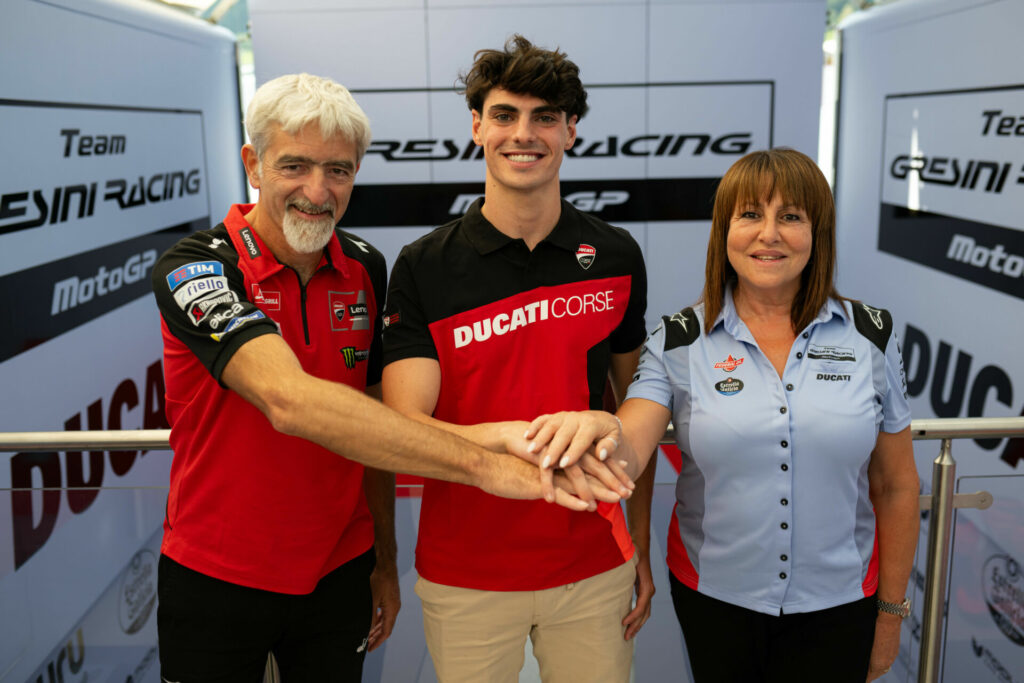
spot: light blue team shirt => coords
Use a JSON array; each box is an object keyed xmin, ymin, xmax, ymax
[{"xmin": 627, "ymin": 289, "xmax": 912, "ymax": 615}]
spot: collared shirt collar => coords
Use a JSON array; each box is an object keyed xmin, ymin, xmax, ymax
[
  {"xmin": 224, "ymin": 203, "xmax": 348, "ymax": 282},
  {"xmin": 461, "ymin": 198, "xmax": 582, "ymax": 255},
  {"xmin": 712, "ymin": 285, "xmax": 847, "ymax": 339}
]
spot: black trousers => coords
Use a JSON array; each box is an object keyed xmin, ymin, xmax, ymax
[
  {"xmin": 158, "ymin": 549, "xmax": 374, "ymax": 682},
  {"xmin": 670, "ymin": 574, "xmax": 876, "ymax": 683}
]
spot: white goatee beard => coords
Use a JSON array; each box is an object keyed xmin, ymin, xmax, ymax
[{"xmin": 282, "ymin": 203, "xmax": 337, "ymax": 254}]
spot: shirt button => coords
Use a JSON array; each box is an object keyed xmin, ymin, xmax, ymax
[
  {"xmin": 781, "ymin": 554, "xmax": 788, "ymax": 561},
  {"xmin": 786, "ymin": 384, "xmax": 794, "ymax": 391},
  {"xmin": 796, "ymin": 352, "xmax": 803, "ymax": 359},
  {"xmin": 780, "ymin": 406, "xmax": 787, "ymax": 414},
  {"xmin": 781, "ymin": 498, "xmax": 789, "ymax": 506},
  {"xmin": 781, "ymin": 440, "xmax": 788, "ymax": 448},
  {"xmin": 781, "ymin": 522, "xmax": 789, "ymax": 530},
  {"xmin": 779, "ymin": 572, "xmax": 788, "ymax": 580},
  {"xmin": 781, "ymin": 463, "xmax": 789, "ymax": 471},
  {"xmin": 802, "ymin": 332, "xmax": 809, "ymax": 338}
]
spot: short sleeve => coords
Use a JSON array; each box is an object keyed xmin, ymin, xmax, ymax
[
  {"xmin": 608, "ymin": 231, "xmax": 648, "ymax": 354},
  {"xmin": 882, "ymin": 327, "xmax": 912, "ymax": 433},
  {"xmin": 152, "ymin": 234, "xmax": 278, "ymax": 383},
  {"xmin": 624, "ymin": 321, "xmax": 675, "ymax": 412},
  {"xmin": 346, "ymin": 232, "xmax": 388, "ymax": 387},
  {"xmin": 381, "ymin": 245, "xmax": 438, "ymax": 365}
]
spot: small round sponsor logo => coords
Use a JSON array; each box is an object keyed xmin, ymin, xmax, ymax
[
  {"xmin": 982, "ymin": 554, "xmax": 1024, "ymax": 646},
  {"xmin": 715, "ymin": 377, "xmax": 744, "ymax": 396},
  {"xmin": 119, "ymin": 549, "xmax": 157, "ymax": 634}
]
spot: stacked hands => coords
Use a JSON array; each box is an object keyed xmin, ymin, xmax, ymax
[{"xmin": 509, "ymin": 410, "xmax": 636, "ymax": 511}]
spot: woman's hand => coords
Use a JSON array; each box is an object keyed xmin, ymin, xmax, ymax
[{"xmin": 524, "ymin": 411, "xmax": 634, "ymax": 503}]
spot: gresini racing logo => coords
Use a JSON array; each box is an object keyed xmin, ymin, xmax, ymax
[
  {"xmin": 367, "ymin": 132, "xmax": 753, "ymax": 162},
  {"xmin": 454, "ymin": 289, "xmax": 617, "ymax": 348}
]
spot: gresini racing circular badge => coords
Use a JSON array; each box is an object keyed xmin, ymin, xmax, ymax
[
  {"xmin": 576, "ymin": 243, "xmax": 596, "ymax": 270},
  {"xmin": 119, "ymin": 549, "xmax": 157, "ymax": 634},
  {"xmin": 982, "ymin": 554, "xmax": 1024, "ymax": 646},
  {"xmin": 715, "ymin": 377, "xmax": 744, "ymax": 396}
]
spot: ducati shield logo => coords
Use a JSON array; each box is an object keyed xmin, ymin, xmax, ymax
[{"xmin": 576, "ymin": 243, "xmax": 596, "ymax": 270}]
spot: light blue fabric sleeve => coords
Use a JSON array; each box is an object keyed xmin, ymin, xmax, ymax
[
  {"xmin": 625, "ymin": 321, "xmax": 675, "ymax": 411},
  {"xmin": 882, "ymin": 326, "xmax": 913, "ymax": 433}
]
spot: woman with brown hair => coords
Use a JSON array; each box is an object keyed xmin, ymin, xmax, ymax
[{"xmin": 526, "ymin": 148, "xmax": 920, "ymax": 682}]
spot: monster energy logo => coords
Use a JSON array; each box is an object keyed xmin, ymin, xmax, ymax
[{"xmin": 340, "ymin": 346, "xmax": 369, "ymax": 369}]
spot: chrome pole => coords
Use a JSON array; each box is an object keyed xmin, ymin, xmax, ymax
[
  {"xmin": 0, "ymin": 430, "xmax": 170, "ymax": 451},
  {"xmin": 917, "ymin": 438, "xmax": 957, "ymax": 683}
]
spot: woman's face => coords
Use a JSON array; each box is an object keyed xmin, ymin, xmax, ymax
[{"xmin": 726, "ymin": 192, "xmax": 812, "ymax": 303}]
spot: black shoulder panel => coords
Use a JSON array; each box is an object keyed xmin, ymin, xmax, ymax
[
  {"xmin": 851, "ymin": 302, "xmax": 892, "ymax": 353},
  {"xmin": 662, "ymin": 307, "xmax": 701, "ymax": 350}
]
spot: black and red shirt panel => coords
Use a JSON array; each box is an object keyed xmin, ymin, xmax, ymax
[
  {"xmin": 152, "ymin": 203, "xmax": 386, "ymax": 594},
  {"xmin": 383, "ymin": 198, "xmax": 647, "ymax": 590}
]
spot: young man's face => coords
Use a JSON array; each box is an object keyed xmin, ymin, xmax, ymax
[{"xmin": 471, "ymin": 88, "xmax": 577, "ymax": 198}]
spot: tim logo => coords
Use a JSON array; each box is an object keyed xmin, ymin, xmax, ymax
[{"xmin": 165, "ymin": 261, "xmax": 222, "ymax": 290}]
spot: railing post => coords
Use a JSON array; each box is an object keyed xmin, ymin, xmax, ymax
[{"xmin": 917, "ymin": 438, "xmax": 956, "ymax": 683}]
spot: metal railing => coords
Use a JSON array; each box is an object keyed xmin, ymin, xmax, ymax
[{"xmin": 2, "ymin": 416, "xmax": 1024, "ymax": 683}]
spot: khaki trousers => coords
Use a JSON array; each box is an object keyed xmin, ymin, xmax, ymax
[{"xmin": 416, "ymin": 556, "xmax": 636, "ymax": 683}]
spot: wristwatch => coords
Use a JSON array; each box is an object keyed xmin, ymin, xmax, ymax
[{"xmin": 877, "ymin": 597, "xmax": 912, "ymax": 618}]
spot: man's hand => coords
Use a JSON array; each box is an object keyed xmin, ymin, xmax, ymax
[
  {"xmin": 622, "ymin": 553, "xmax": 655, "ymax": 640},
  {"xmin": 367, "ymin": 561, "xmax": 401, "ymax": 652},
  {"xmin": 866, "ymin": 613, "xmax": 901, "ymax": 681}
]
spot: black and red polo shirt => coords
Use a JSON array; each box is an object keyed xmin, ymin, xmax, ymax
[
  {"xmin": 152, "ymin": 203, "xmax": 386, "ymax": 594},
  {"xmin": 383, "ymin": 198, "xmax": 647, "ymax": 590}
]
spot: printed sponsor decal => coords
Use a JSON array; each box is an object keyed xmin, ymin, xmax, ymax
[
  {"xmin": 239, "ymin": 227, "xmax": 261, "ymax": 258},
  {"xmin": 861, "ymin": 303, "xmax": 885, "ymax": 330},
  {"xmin": 53, "ymin": 249, "xmax": 158, "ymax": 315},
  {"xmin": 345, "ymin": 82, "xmax": 773, "ymax": 225},
  {"xmin": 0, "ymin": 101, "xmax": 207, "ymax": 239},
  {"xmin": 816, "ymin": 373, "xmax": 852, "ymax": 382},
  {"xmin": 210, "ymin": 310, "xmax": 266, "ymax": 341},
  {"xmin": 879, "ymin": 86, "xmax": 1024, "ymax": 300},
  {"xmin": 251, "ymin": 283, "xmax": 281, "ymax": 311},
  {"xmin": 668, "ymin": 311, "xmax": 693, "ymax": 333},
  {"xmin": 204, "ymin": 302, "xmax": 246, "ymax": 330},
  {"xmin": 807, "ymin": 345, "xmax": 856, "ymax": 362},
  {"xmin": 187, "ymin": 290, "xmax": 237, "ymax": 326},
  {"xmin": 383, "ymin": 312, "xmax": 400, "ymax": 328},
  {"xmin": 208, "ymin": 237, "xmax": 227, "ymax": 249},
  {"xmin": 982, "ymin": 554, "xmax": 1024, "ymax": 646},
  {"xmin": 452, "ymin": 288, "xmax": 616, "ymax": 349},
  {"xmin": 119, "ymin": 549, "xmax": 157, "ymax": 634},
  {"xmin": 165, "ymin": 260, "xmax": 223, "ymax": 290},
  {"xmin": 329, "ymin": 290, "xmax": 370, "ymax": 332},
  {"xmin": 713, "ymin": 354, "xmax": 744, "ymax": 371},
  {"xmin": 714, "ymin": 377, "xmax": 744, "ymax": 396},
  {"xmin": 576, "ymin": 243, "xmax": 596, "ymax": 270},
  {"xmin": 0, "ymin": 225, "xmax": 188, "ymax": 364},
  {"xmin": 173, "ymin": 275, "xmax": 228, "ymax": 309},
  {"xmin": 340, "ymin": 346, "xmax": 370, "ymax": 369},
  {"xmin": 971, "ymin": 637, "xmax": 1019, "ymax": 682}
]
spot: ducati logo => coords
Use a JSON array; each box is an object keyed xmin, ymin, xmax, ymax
[{"xmin": 576, "ymin": 243, "xmax": 596, "ymax": 270}]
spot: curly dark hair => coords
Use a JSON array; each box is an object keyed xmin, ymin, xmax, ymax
[{"xmin": 459, "ymin": 34, "xmax": 588, "ymax": 120}]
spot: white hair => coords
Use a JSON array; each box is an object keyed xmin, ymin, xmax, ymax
[{"xmin": 245, "ymin": 73, "xmax": 372, "ymax": 161}]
